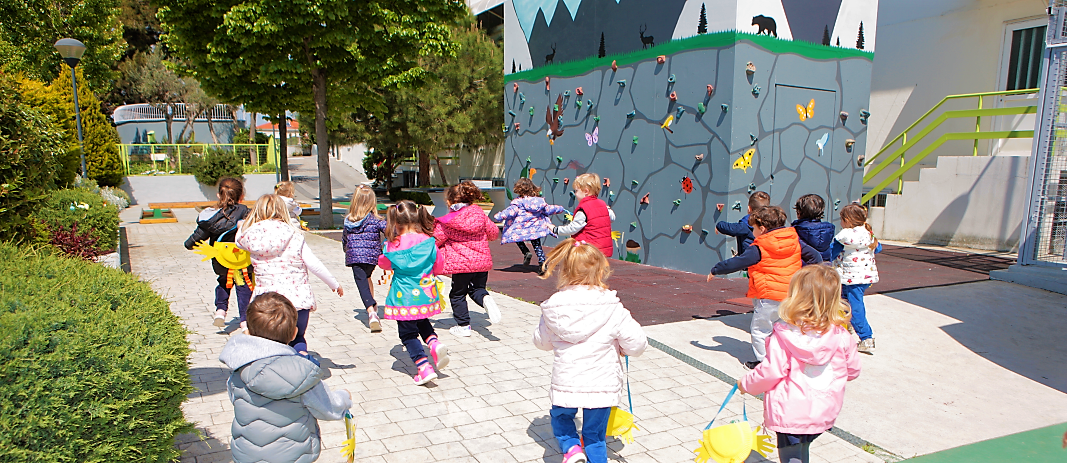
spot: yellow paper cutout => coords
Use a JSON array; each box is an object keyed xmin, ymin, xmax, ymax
[
  {"xmin": 693, "ymin": 424, "xmax": 774, "ymax": 463},
  {"xmin": 611, "ymin": 231, "xmax": 622, "ymax": 241},
  {"xmin": 339, "ymin": 411, "xmax": 357, "ymax": 462},
  {"xmin": 796, "ymin": 99, "xmax": 815, "ymax": 121},
  {"xmin": 607, "ymin": 406, "xmax": 639, "ymax": 444},
  {"xmin": 192, "ymin": 240, "xmax": 251, "ymax": 269},
  {"xmin": 530, "ymin": 168, "xmax": 537, "ymax": 176},
  {"xmin": 732, "ymin": 149, "xmax": 754, "ymax": 173}
]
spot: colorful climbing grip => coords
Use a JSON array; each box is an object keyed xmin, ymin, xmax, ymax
[
  {"xmin": 682, "ymin": 225, "xmax": 693, "ymax": 233},
  {"xmin": 840, "ymin": 111, "xmax": 849, "ymax": 121},
  {"xmin": 707, "ymin": 84, "xmax": 715, "ymax": 95},
  {"xmin": 668, "ymin": 74, "xmax": 676, "ymax": 83},
  {"xmin": 669, "ymin": 91, "xmax": 678, "ymax": 101},
  {"xmin": 508, "ymin": 110, "xmax": 516, "ymax": 117},
  {"xmin": 716, "ymin": 203, "xmax": 724, "ymax": 211},
  {"xmin": 657, "ymin": 55, "xmax": 666, "ymax": 64},
  {"xmin": 564, "ymin": 90, "xmax": 570, "ymax": 97},
  {"xmin": 609, "ymin": 191, "xmax": 615, "ymax": 197},
  {"xmin": 611, "ymin": 60, "xmax": 618, "ymax": 72},
  {"xmin": 721, "ymin": 103, "xmax": 729, "ymax": 112},
  {"xmin": 593, "ymin": 115, "xmax": 601, "ymax": 122},
  {"xmin": 746, "ymin": 62, "xmax": 756, "ymax": 74},
  {"xmin": 514, "ymin": 122, "xmax": 520, "ymax": 130},
  {"xmin": 618, "ymin": 80, "xmax": 626, "ymax": 87},
  {"xmin": 632, "ymin": 136, "xmax": 639, "ymax": 145},
  {"xmin": 553, "ymin": 178, "xmax": 559, "ymax": 183},
  {"xmin": 529, "ymin": 107, "xmax": 535, "ymax": 115},
  {"xmin": 677, "ymin": 107, "xmax": 686, "ymax": 117},
  {"xmin": 626, "ymin": 110, "xmax": 636, "ymax": 119},
  {"xmin": 564, "ymin": 178, "xmax": 570, "ymax": 185},
  {"xmin": 576, "ymin": 87, "xmax": 583, "ymax": 95},
  {"xmin": 587, "ymin": 99, "xmax": 594, "ymax": 108},
  {"xmin": 519, "ymin": 92, "xmax": 525, "ymax": 103},
  {"xmin": 556, "ymin": 156, "xmax": 563, "ymax": 163},
  {"xmin": 553, "ymin": 104, "xmax": 559, "ymax": 112},
  {"xmin": 750, "ymin": 134, "xmax": 758, "ymax": 145},
  {"xmin": 576, "ymin": 100, "xmax": 583, "ymax": 109},
  {"xmin": 752, "ymin": 85, "xmax": 761, "ymax": 96},
  {"xmin": 695, "ymin": 153, "xmax": 705, "ymax": 161},
  {"xmin": 701, "ymin": 229, "xmax": 710, "ymax": 235},
  {"xmin": 697, "ymin": 102, "xmax": 706, "ymax": 114},
  {"xmin": 513, "ymin": 83, "xmax": 519, "ymax": 93},
  {"xmin": 673, "ymin": 199, "xmax": 682, "ymax": 205},
  {"xmin": 630, "ymin": 222, "xmax": 638, "ymax": 228},
  {"xmin": 732, "ymin": 201, "xmax": 742, "ymax": 211},
  {"xmin": 631, "ymin": 180, "xmax": 639, "ymax": 186}
]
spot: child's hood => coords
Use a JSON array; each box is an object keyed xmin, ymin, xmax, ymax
[
  {"xmin": 219, "ymin": 335, "xmax": 323, "ymax": 399},
  {"xmin": 539, "ymin": 286, "xmax": 621, "ymax": 343},
  {"xmin": 437, "ymin": 204, "xmax": 485, "ymax": 233},
  {"xmin": 515, "ymin": 196, "xmax": 548, "ymax": 213},
  {"xmin": 238, "ymin": 220, "xmax": 297, "ymax": 256},
  {"xmin": 344, "ymin": 214, "xmax": 369, "ymax": 230},
  {"xmin": 792, "ymin": 219, "xmax": 835, "ymax": 251},
  {"xmin": 773, "ymin": 323, "xmax": 849, "ymax": 366}
]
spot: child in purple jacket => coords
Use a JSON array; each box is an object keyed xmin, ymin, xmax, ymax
[
  {"xmin": 493, "ymin": 178, "xmax": 566, "ymax": 273},
  {"xmin": 341, "ymin": 185, "xmax": 387, "ymax": 332}
]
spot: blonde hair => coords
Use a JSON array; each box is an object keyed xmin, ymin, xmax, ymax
[
  {"xmin": 347, "ymin": 185, "xmax": 380, "ymax": 221},
  {"xmin": 274, "ymin": 181, "xmax": 296, "ymax": 198},
  {"xmin": 241, "ymin": 194, "xmax": 297, "ymax": 232},
  {"xmin": 573, "ymin": 173, "xmax": 601, "ymax": 197},
  {"xmin": 384, "ymin": 200, "xmax": 434, "ymax": 242},
  {"xmin": 539, "ymin": 238, "xmax": 612, "ymax": 288},
  {"xmin": 778, "ymin": 265, "xmax": 851, "ymax": 335}
]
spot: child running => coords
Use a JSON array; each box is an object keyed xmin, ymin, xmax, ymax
[
  {"xmin": 379, "ymin": 200, "xmax": 450, "ymax": 385},
  {"xmin": 792, "ymin": 194, "xmax": 835, "ymax": 263},
  {"xmin": 535, "ymin": 238, "xmax": 648, "ymax": 463},
  {"xmin": 739, "ymin": 265, "xmax": 861, "ymax": 463},
  {"xmin": 494, "ymin": 178, "xmax": 566, "ymax": 274},
  {"xmin": 550, "ymin": 173, "xmax": 615, "ymax": 258},
  {"xmin": 717, "ymin": 191, "xmax": 771, "ymax": 255},
  {"xmin": 184, "ymin": 177, "xmax": 255, "ymax": 329},
  {"xmin": 708, "ymin": 206, "xmax": 821, "ymax": 369},
  {"xmin": 274, "ymin": 181, "xmax": 302, "ymax": 227},
  {"xmin": 435, "ymin": 181, "xmax": 502, "ymax": 336},
  {"xmin": 236, "ymin": 194, "xmax": 343, "ymax": 354},
  {"xmin": 219, "ymin": 292, "xmax": 352, "ymax": 463},
  {"xmin": 342, "ymin": 185, "xmax": 387, "ymax": 332},
  {"xmin": 831, "ymin": 203, "xmax": 881, "ymax": 354}
]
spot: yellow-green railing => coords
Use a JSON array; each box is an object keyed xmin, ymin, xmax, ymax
[
  {"xmin": 117, "ymin": 141, "xmax": 279, "ymax": 176},
  {"xmin": 861, "ymin": 88, "xmax": 1039, "ymax": 204}
]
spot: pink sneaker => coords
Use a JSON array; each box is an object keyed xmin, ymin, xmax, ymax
[
  {"xmin": 429, "ymin": 340, "xmax": 449, "ymax": 371},
  {"xmin": 562, "ymin": 445, "xmax": 586, "ymax": 463},
  {"xmin": 412, "ymin": 362, "xmax": 438, "ymax": 386}
]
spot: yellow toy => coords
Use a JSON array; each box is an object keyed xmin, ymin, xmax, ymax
[
  {"xmin": 192, "ymin": 240, "xmax": 254, "ymax": 290},
  {"xmin": 692, "ymin": 384, "xmax": 774, "ymax": 463},
  {"xmin": 606, "ymin": 356, "xmax": 640, "ymax": 444},
  {"xmin": 339, "ymin": 410, "xmax": 357, "ymax": 462}
]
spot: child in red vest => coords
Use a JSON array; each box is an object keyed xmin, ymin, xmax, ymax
[
  {"xmin": 707, "ymin": 206, "xmax": 821, "ymax": 369},
  {"xmin": 550, "ymin": 173, "xmax": 615, "ymax": 258}
]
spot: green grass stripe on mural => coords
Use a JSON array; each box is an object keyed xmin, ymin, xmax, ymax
[
  {"xmin": 903, "ymin": 423, "xmax": 1067, "ymax": 463},
  {"xmin": 505, "ymin": 31, "xmax": 874, "ymax": 83}
]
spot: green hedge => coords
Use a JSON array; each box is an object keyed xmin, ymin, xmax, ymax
[
  {"xmin": 189, "ymin": 149, "xmax": 245, "ymax": 186},
  {"xmin": 388, "ymin": 187, "xmax": 433, "ymax": 205},
  {"xmin": 0, "ymin": 244, "xmax": 193, "ymax": 462},
  {"xmin": 33, "ymin": 188, "xmax": 120, "ymax": 257}
]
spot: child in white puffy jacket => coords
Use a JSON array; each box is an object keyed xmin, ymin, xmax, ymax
[
  {"xmin": 831, "ymin": 203, "xmax": 881, "ymax": 355},
  {"xmin": 534, "ymin": 238, "xmax": 648, "ymax": 463}
]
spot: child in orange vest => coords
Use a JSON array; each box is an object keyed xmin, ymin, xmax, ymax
[
  {"xmin": 707, "ymin": 206, "xmax": 821, "ymax": 369},
  {"xmin": 549, "ymin": 173, "xmax": 615, "ymax": 258}
]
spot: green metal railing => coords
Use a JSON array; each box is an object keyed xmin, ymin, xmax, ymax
[
  {"xmin": 861, "ymin": 88, "xmax": 1040, "ymax": 204},
  {"xmin": 117, "ymin": 141, "xmax": 279, "ymax": 176}
]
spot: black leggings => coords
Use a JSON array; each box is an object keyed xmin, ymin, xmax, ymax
[
  {"xmin": 289, "ymin": 309, "xmax": 310, "ymax": 353},
  {"xmin": 397, "ymin": 319, "xmax": 436, "ymax": 363},
  {"xmin": 349, "ymin": 263, "xmax": 377, "ymax": 309},
  {"xmin": 449, "ymin": 272, "xmax": 488, "ymax": 327},
  {"xmin": 516, "ymin": 239, "xmax": 546, "ymax": 264}
]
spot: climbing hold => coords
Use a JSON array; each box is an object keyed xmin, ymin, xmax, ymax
[
  {"xmin": 701, "ymin": 229, "xmax": 710, "ymax": 235},
  {"xmin": 750, "ymin": 134, "xmax": 758, "ymax": 145},
  {"xmin": 668, "ymin": 74, "xmax": 676, "ymax": 84},
  {"xmin": 657, "ymin": 55, "xmax": 666, "ymax": 64},
  {"xmin": 611, "ymin": 60, "xmax": 618, "ymax": 72},
  {"xmin": 593, "ymin": 115, "xmax": 601, "ymax": 122},
  {"xmin": 707, "ymin": 84, "xmax": 715, "ymax": 95},
  {"xmin": 845, "ymin": 139, "xmax": 856, "ymax": 150},
  {"xmin": 669, "ymin": 91, "xmax": 678, "ymax": 101},
  {"xmin": 563, "ymin": 90, "xmax": 570, "ymax": 97},
  {"xmin": 716, "ymin": 203, "xmax": 724, "ymax": 211},
  {"xmin": 513, "ymin": 83, "xmax": 519, "ymax": 93},
  {"xmin": 609, "ymin": 190, "xmax": 615, "ymax": 198},
  {"xmin": 553, "ymin": 178, "xmax": 559, "ymax": 183},
  {"xmin": 587, "ymin": 99, "xmax": 594, "ymax": 108},
  {"xmin": 529, "ymin": 107, "xmax": 536, "ymax": 116},
  {"xmin": 557, "ymin": 114, "xmax": 563, "ymax": 123},
  {"xmin": 553, "ymin": 104, "xmax": 559, "ymax": 112},
  {"xmin": 732, "ymin": 201, "xmax": 742, "ymax": 211},
  {"xmin": 626, "ymin": 110, "xmax": 636, "ymax": 119},
  {"xmin": 632, "ymin": 136, "xmax": 639, "ymax": 145},
  {"xmin": 503, "ymin": 124, "xmax": 509, "ymax": 133},
  {"xmin": 676, "ymin": 107, "xmax": 686, "ymax": 118},
  {"xmin": 746, "ymin": 62, "xmax": 756, "ymax": 74},
  {"xmin": 840, "ymin": 111, "xmax": 849, "ymax": 122},
  {"xmin": 519, "ymin": 92, "xmax": 525, "ymax": 103},
  {"xmin": 508, "ymin": 110, "xmax": 516, "ymax": 117},
  {"xmin": 631, "ymin": 179, "xmax": 639, "ymax": 186},
  {"xmin": 697, "ymin": 102, "xmax": 707, "ymax": 114},
  {"xmin": 513, "ymin": 122, "xmax": 520, "ymax": 131},
  {"xmin": 640, "ymin": 193, "xmax": 650, "ymax": 204},
  {"xmin": 563, "ymin": 178, "xmax": 570, "ymax": 185},
  {"xmin": 556, "ymin": 156, "xmax": 563, "ymax": 163},
  {"xmin": 673, "ymin": 199, "xmax": 682, "ymax": 206},
  {"xmin": 695, "ymin": 153, "xmax": 705, "ymax": 161},
  {"xmin": 721, "ymin": 103, "xmax": 729, "ymax": 112},
  {"xmin": 752, "ymin": 85, "xmax": 761, "ymax": 96},
  {"xmin": 576, "ymin": 87, "xmax": 583, "ymax": 96},
  {"xmin": 859, "ymin": 109, "xmax": 871, "ymax": 124},
  {"xmin": 617, "ymin": 79, "xmax": 626, "ymax": 87},
  {"xmin": 569, "ymin": 191, "xmax": 575, "ymax": 197},
  {"xmin": 682, "ymin": 225, "xmax": 693, "ymax": 233},
  {"xmin": 834, "ymin": 199, "xmax": 842, "ymax": 211},
  {"xmin": 603, "ymin": 178, "xmax": 611, "ymax": 188},
  {"xmin": 856, "ymin": 154, "xmax": 865, "ymax": 167},
  {"xmin": 630, "ymin": 221, "xmax": 638, "ymax": 228},
  {"xmin": 545, "ymin": 76, "xmax": 550, "ymax": 90},
  {"xmin": 748, "ymin": 183, "xmax": 756, "ymax": 193},
  {"xmin": 576, "ymin": 100, "xmax": 583, "ymax": 109}
]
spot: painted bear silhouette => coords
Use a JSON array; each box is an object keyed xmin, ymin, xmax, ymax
[{"xmin": 752, "ymin": 15, "xmax": 777, "ymax": 37}]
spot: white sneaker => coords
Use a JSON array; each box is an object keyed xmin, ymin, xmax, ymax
[
  {"xmin": 450, "ymin": 325, "xmax": 472, "ymax": 337},
  {"xmin": 368, "ymin": 312, "xmax": 382, "ymax": 333},
  {"xmin": 213, "ymin": 309, "xmax": 226, "ymax": 327},
  {"xmin": 484, "ymin": 295, "xmax": 501, "ymax": 324}
]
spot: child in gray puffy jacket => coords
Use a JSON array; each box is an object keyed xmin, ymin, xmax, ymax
[{"xmin": 220, "ymin": 292, "xmax": 352, "ymax": 463}]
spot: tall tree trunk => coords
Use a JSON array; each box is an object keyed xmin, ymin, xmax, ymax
[
  {"xmin": 311, "ymin": 67, "xmax": 333, "ymax": 228},
  {"xmin": 206, "ymin": 108, "xmax": 220, "ymax": 144},
  {"xmin": 434, "ymin": 151, "xmax": 449, "ymax": 186},
  {"xmin": 418, "ymin": 150, "xmax": 430, "ymax": 186},
  {"xmin": 249, "ymin": 111, "xmax": 258, "ymax": 165},
  {"xmin": 278, "ymin": 113, "xmax": 289, "ymax": 181}
]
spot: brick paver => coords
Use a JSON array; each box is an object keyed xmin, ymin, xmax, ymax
[{"xmin": 125, "ymin": 217, "xmax": 883, "ymax": 463}]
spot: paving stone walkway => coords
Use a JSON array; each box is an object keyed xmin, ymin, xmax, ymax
[{"xmin": 124, "ymin": 212, "xmax": 882, "ymax": 463}]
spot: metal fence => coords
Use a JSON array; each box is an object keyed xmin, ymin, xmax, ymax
[{"xmin": 116, "ymin": 143, "xmax": 278, "ymax": 176}]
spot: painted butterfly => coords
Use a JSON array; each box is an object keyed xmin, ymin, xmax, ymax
[
  {"xmin": 732, "ymin": 148, "xmax": 755, "ymax": 173},
  {"xmin": 796, "ymin": 99, "xmax": 815, "ymax": 122},
  {"xmin": 585, "ymin": 127, "xmax": 599, "ymax": 146}
]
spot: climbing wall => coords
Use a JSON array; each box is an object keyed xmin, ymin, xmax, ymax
[{"xmin": 504, "ymin": 0, "xmax": 877, "ymax": 274}]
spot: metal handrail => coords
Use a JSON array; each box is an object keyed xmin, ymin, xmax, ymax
[{"xmin": 861, "ymin": 88, "xmax": 1039, "ymax": 204}]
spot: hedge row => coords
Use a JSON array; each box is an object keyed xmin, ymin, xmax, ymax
[{"xmin": 0, "ymin": 244, "xmax": 193, "ymax": 462}]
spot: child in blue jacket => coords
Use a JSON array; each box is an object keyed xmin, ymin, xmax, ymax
[
  {"xmin": 792, "ymin": 194, "xmax": 836, "ymax": 263},
  {"xmin": 716, "ymin": 191, "xmax": 770, "ymax": 254}
]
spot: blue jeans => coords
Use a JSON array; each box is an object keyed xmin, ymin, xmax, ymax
[
  {"xmin": 777, "ymin": 433, "xmax": 821, "ymax": 463},
  {"xmin": 843, "ymin": 284, "xmax": 872, "ymax": 340},
  {"xmin": 550, "ymin": 406, "xmax": 611, "ymax": 463}
]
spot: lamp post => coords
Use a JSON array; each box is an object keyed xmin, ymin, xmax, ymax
[{"xmin": 54, "ymin": 38, "xmax": 87, "ymax": 179}]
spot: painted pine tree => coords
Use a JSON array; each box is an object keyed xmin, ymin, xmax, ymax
[
  {"xmin": 512, "ymin": 59, "xmax": 516, "ymax": 73},
  {"xmin": 856, "ymin": 22, "xmax": 865, "ymax": 49},
  {"xmin": 698, "ymin": 3, "xmax": 708, "ymax": 34},
  {"xmin": 822, "ymin": 25, "xmax": 831, "ymax": 45},
  {"xmin": 836, "ymin": 37, "xmax": 840, "ymax": 46},
  {"xmin": 598, "ymin": 32, "xmax": 606, "ymax": 58}
]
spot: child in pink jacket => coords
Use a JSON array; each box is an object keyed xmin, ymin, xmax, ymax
[
  {"xmin": 739, "ymin": 265, "xmax": 861, "ymax": 463},
  {"xmin": 434, "ymin": 181, "xmax": 501, "ymax": 337}
]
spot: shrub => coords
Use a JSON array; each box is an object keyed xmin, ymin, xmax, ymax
[
  {"xmin": 0, "ymin": 244, "xmax": 193, "ymax": 462},
  {"xmin": 0, "ymin": 74, "xmax": 62, "ymax": 242},
  {"xmin": 33, "ymin": 188, "xmax": 120, "ymax": 257},
  {"xmin": 73, "ymin": 177, "xmax": 131, "ymax": 210},
  {"xmin": 189, "ymin": 148, "xmax": 245, "ymax": 186},
  {"xmin": 388, "ymin": 187, "xmax": 433, "ymax": 205}
]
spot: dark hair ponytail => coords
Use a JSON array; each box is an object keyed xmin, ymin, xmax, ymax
[{"xmin": 215, "ymin": 177, "xmax": 244, "ymax": 217}]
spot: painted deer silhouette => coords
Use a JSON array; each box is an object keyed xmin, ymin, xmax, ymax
[
  {"xmin": 640, "ymin": 24, "xmax": 655, "ymax": 49},
  {"xmin": 545, "ymin": 44, "xmax": 556, "ymax": 64}
]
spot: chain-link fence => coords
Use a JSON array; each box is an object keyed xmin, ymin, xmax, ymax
[{"xmin": 116, "ymin": 143, "xmax": 277, "ymax": 176}]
